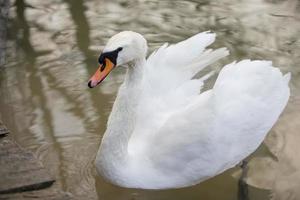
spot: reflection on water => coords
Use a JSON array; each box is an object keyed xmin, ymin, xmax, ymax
[{"xmin": 0, "ymin": 0, "xmax": 299, "ymax": 199}]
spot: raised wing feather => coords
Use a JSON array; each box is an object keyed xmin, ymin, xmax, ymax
[{"xmin": 145, "ymin": 31, "xmax": 229, "ymax": 95}]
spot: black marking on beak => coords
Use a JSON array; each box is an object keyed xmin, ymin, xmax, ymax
[{"xmin": 100, "ymin": 62, "xmax": 106, "ymax": 72}]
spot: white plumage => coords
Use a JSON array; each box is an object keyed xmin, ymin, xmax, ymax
[{"xmin": 91, "ymin": 31, "xmax": 290, "ymax": 189}]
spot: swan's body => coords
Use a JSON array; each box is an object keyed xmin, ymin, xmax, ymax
[{"xmin": 88, "ymin": 31, "xmax": 290, "ymax": 189}]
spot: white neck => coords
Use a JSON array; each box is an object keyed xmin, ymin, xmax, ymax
[
  {"xmin": 124, "ymin": 58, "xmax": 145, "ymax": 86},
  {"xmin": 95, "ymin": 58, "xmax": 145, "ymax": 178}
]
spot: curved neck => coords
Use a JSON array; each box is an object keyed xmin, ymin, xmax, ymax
[
  {"xmin": 97, "ymin": 58, "xmax": 145, "ymax": 167},
  {"xmin": 124, "ymin": 58, "xmax": 145, "ymax": 86}
]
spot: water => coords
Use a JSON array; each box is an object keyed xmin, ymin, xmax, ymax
[{"xmin": 0, "ymin": 0, "xmax": 299, "ymax": 199}]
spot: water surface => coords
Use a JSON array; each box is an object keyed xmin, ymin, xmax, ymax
[{"xmin": 0, "ymin": 0, "xmax": 300, "ymax": 199}]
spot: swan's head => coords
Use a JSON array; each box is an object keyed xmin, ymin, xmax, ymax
[{"xmin": 88, "ymin": 31, "xmax": 147, "ymax": 88}]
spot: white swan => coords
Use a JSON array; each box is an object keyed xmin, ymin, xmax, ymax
[{"xmin": 88, "ymin": 31, "xmax": 290, "ymax": 189}]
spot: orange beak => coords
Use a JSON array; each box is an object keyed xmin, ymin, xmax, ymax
[{"xmin": 88, "ymin": 58, "xmax": 115, "ymax": 88}]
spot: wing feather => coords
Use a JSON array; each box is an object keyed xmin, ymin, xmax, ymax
[{"xmin": 147, "ymin": 60, "xmax": 290, "ymax": 186}]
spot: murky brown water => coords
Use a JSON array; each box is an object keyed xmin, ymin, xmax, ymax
[{"xmin": 0, "ymin": 0, "xmax": 300, "ymax": 199}]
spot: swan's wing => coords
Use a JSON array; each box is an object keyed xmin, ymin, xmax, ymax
[
  {"xmin": 141, "ymin": 31, "xmax": 229, "ymax": 120},
  {"xmin": 147, "ymin": 60, "xmax": 290, "ymax": 187},
  {"xmin": 128, "ymin": 32, "xmax": 228, "ymax": 153},
  {"xmin": 145, "ymin": 31, "xmax": 229, "ymax": 95}
]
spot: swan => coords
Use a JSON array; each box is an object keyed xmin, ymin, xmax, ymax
[{"xmin": 87, "ymin": 31, "xmax": 290, "ymax": 189}]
